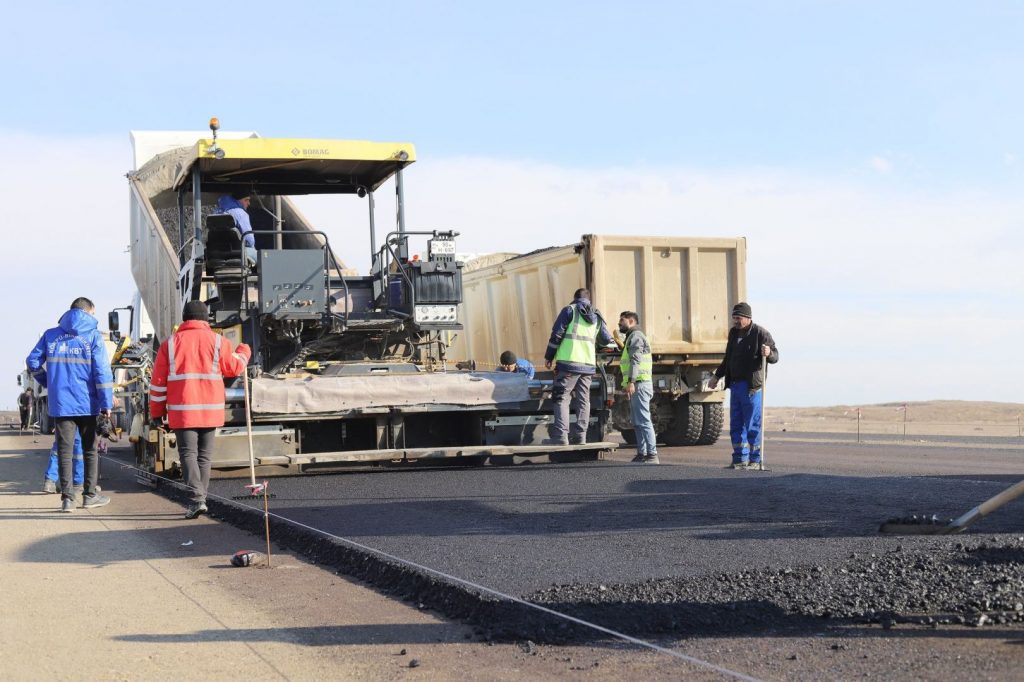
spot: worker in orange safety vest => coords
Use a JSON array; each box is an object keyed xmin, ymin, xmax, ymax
[{"xmin": 150, "ymin": 300, "xmax": 251, "ymax": 519}]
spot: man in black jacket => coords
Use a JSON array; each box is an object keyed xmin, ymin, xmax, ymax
[{"xmin": 708, "ymin": 302, "xmax": 778, "ymax": 469}]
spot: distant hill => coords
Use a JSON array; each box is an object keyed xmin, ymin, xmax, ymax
[{"xmin": 774, "ymin": 400, "xmax": 1024, "ymax": 423}]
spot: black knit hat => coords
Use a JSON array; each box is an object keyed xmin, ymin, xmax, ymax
[
  {"xmin": 500, "ymin": 350, "xmax": 517, "ymax": 365},
  {"xmin": 182, "ymin": 300, "xmax": 209, "ymax": 321},
  {"xmin": 732, "ymin": 302, "xmax": 752, "ymax": 318}
]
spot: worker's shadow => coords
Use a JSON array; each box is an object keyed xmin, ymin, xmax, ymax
[
  {"xmin": 16, "ymin": 525, "xmax": 237, "ymax": 567},
  {"xmin": 114, "ymin": 623, "xmax": 467, "ymax": 646}
]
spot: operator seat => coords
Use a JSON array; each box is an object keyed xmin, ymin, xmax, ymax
[{"xmin": 204, "ymin": 213, "xmax": 248, "ymax": 278}]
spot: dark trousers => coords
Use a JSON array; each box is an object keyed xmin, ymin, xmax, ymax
[
  {"xmin": 19, "ymin": 407, "xmax": 30, "ymax": 429},
  {"xmin": 551, "ymin": 371, "xmax": 592, "ymax": 442},
  {"xmin": 177, "ymin": 428, "xmax": 215, "ymax": 504},
  {"xmin": 55, "ymin": 417, "xmax": 98, "ymax": 501}
]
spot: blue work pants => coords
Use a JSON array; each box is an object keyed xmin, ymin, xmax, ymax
[
  {"xmin": 629, "ymin": 381, "xmax": 657, "ymax": 456},
  {"xmin": 729, "ymin": 380, "xmax": 763, "ymax": 464},
  {"xmin": 46, "ymin": 451, "xmax": 84, "ymax": 485}
]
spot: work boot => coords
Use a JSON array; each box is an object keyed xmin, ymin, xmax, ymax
[
  {"xmin": 43, "ymin": 479, "xmax": 57, "ymax": 494},
  {"xmin": 630, "ymin": 454, "xmax": 646, "ymax": 463},
  {"xmin": 185, "ymin": 502, "xmax": 209, "ymax": 520},
  {"xmin": 541, "ymin": 437, "xmax": 569, "ymax": 447},
  {"xmin": 642, "ymin": 454, "xmax": 660, "ymax": 465},
  {"xmin": 60, "ymin": 497, "xmax": 75, "ymax": 513},
  {"xmin": 568, "ymin": 436, "xmax": 586, "ymax": 446},
  {"xmin": 729, "ymin": 462, "xmax": 749, "ymax": 470},
  {"xmin": 82, "ymin": 494, "xmax": 111, "ymax": 509}
]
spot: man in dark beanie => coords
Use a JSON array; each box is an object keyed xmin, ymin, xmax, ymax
[
  {"xmin": 709, "ymin": 302, "xmax": 778, "ymax": 469},
  {"xmin": 498, "ymin": 350, "xmax": 535, "ymax": 380},
  {"xmin": 149, "ymin": 300, "xmax": 251, "ymax": 518}
]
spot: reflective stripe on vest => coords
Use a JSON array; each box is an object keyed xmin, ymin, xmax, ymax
[
  {"xmin": 47, "ymin": 356, "xmax": 91, "ymax": 365},
  {"xmin": 620, "ymin": 330, "xmax": 653, "ymax": 387},
  {"xmin": 553, "ymin": 307, "xmax": 599, "ymax": 367},
  {"xmin": 167, "ymin": 404, "xmax": 227, "ymax": 411},
  {"xmin": 167, "ymin": 330, "xmax": 224, "ymax": 382}
]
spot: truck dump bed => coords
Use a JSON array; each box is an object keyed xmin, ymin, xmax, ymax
[{"xmin": 451, "ymin": 235, "xmax": 746, "ymax": 368}]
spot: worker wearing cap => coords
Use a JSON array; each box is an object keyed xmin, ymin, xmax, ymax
[
  {"xmin": 216, "ymin": 192, "xmax": 257, "ymax": 266},
  {"xmin": 709, "ymin": 302, "xmax": 778, "ymax": 469},
  {"xmin": 498, "ymin": 350, "xmax": 535, "ymax": 380},
  {"xmin": 149, "ymin": 300, "xmax": 251, "ymax": 519}
]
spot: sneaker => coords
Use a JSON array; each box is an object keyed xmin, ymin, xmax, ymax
[
  {"xmin": 60, "ymin": 497, "xmax": 74, "ymax": 513},
  {"xmin": 82, "ymin": 494, "xmax": 111, "ymax": 509},
  {"xmin": 185, "ymin": 502, "xmax": 209, "ymax": 520},
  {"xmin": 642, "ymin": 454, "xmax": 660, "ymax": 464},
  {"xmin": 43, "ymin": 479, "xmax": 57, "ymax": 494}
]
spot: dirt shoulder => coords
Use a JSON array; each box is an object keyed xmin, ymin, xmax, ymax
[{"xmin": 0, "ymin": 434, "xmax": 677, "ymax": 681}]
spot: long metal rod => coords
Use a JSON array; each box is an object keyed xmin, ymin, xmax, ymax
[
  {"xmin": 191, "ymin": 167, "xmax": 203, "ymax": 259},
  {"xmin": 243, "ymin": 371, "xmax": 256, "ymax": 488},
  {"xmin": 395, "ymin": 167, "xmax": 406, "ymax": 235},
  {"xmin": 177, "ymin": 190, "xmax": 187, "ymax": 258},
  {"xmin": 368, "ymin": 189, "xmax": 377, "ymax": 262},
  {"xmin": 274, "ymin": 195, "xmax": 283, "ymax": 250},
  {"xmin": 758, "ymin": 354, "xmax": 767, "ymax": 470},
  {"xmin": 949, "ymin": 478, "xmax": 1024, "ymax": 532}
]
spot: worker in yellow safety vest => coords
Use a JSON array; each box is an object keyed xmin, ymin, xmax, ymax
[
  {"xmin": 618, "ymin": 311, "xmax": 657, "ymax": 464},
  {"xmin": 543, "ymin": 288, "xmax": 615, "ymax": 445}
]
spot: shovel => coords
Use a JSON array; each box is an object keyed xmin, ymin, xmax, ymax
[{"xmin": 879, "ymin": 478, "xmax": 1024, "ymax": 535}]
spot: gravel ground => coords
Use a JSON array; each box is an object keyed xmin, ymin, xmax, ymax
[{"xmin": 529, "ymin": 537, "xmax": 1024, "ymax": 637}]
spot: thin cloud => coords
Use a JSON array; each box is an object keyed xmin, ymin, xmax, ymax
[{"xmin": 869, "ymin": 155, "xmax": 893, "ymax": 174}]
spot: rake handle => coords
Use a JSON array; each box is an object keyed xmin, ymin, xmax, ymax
[{"xmin": 243, "ymin": 371, "xmax": 256, "ymax": 487}]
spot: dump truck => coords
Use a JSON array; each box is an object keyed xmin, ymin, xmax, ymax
[
  {"xmin": 126, "ymin": 121, "xmax": 614, "ymax": 476},
  {"xmin": 449, "ymin": 235, "xmax": 747, "ymax": 445},
  {"xmin": 15, "ymin": 370, "xmax": 46, "ymax": 432}
]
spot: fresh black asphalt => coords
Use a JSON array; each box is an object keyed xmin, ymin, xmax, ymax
[{"xmin": 207, "ymin": 457, "xmax": 1024, "ymax": 597}]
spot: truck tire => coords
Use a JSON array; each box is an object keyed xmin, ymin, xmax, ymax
[
  {"xmin": 620, "ymin": 429, "xmax": 637, "ymax": 445},
  {"xmin": 696, "ymin": 403, "xmax": 725, "ymax": 445},
  {"xmin": 661, "ymin": 400, "xmax": 703, "ymax": 446}
]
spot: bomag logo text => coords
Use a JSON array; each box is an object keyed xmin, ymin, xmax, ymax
[{"xmin": 301, "ymin": 148, "xmax": 330, "ymax": 156}]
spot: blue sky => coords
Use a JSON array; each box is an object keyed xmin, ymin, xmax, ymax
[{"xmin": 3, "ymin": 2, "xmax": 1023, "ymax": 407}]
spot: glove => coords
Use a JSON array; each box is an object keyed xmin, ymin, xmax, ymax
[{"xmin": 149, "ymin": 418, "xmax": 163, "ymax": 429}]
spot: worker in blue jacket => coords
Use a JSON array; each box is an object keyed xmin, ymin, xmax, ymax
[
  {"xmin": 26, "ymin": 297, "xmax": 114, "ymax": 512},
  {"xmin": 498, "ymin": 350, "xmax": 535, "ymax": 380},
  {"xmin": 216, "ymin": 192, "xmax": 257, "ymax": 265}
]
